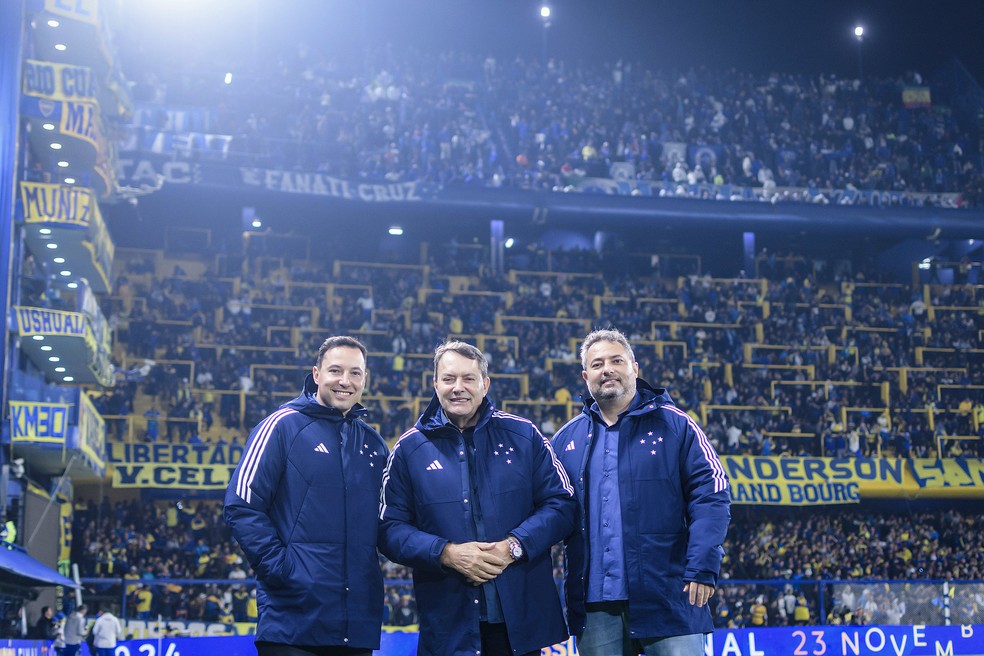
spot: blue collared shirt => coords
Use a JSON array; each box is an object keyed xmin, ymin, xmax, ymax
[
  {"xmin": 585, "ymin": 400, "xmax": 632, "ymax": 602},
  {"xmin": 440, "ymin": 407, "xmax": 505, "ymax": 623}
]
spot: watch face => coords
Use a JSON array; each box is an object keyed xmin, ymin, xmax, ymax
[{"xmin": 511, "ymin": 543, "xmax": 523, "ymax": 559}]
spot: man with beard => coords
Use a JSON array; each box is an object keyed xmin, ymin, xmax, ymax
[{"xmin": 552, "ymin": 329, "xmax": 731, "ymax": 656}]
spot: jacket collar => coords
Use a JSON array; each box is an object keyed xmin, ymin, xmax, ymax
[{"xmin": 416, "ymin": 394, "xmax": 494, "ymax": 436}]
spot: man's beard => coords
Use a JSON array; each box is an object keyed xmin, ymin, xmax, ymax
[{"xmin": 593, "ymin": 378, "xmax": 629, "ymax": 402}]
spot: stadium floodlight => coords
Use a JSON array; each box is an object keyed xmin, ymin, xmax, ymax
[
  {"xmin": 539, "ymin": 5, "xmax": 552, "ymax": 63},
  {"xmin": 504, "ymin": 238, "xmax": 515, "ymax": 249},
  {"xmin": 54, "ymin": 43, "xmax": 67, "ymax": 51},
  {"xmin": 389, "ymin": 226, "xmax": 404, "ymax": 236},
  {"xmin": 251, "ymin": 218, "xmax": 262, "ymax": 228},
  {"xmin": 224, "ymin": 72, "xmax": 233, "ymax": 85},
  {"xmin": 853, "ymin": 25, "xmax": 865, "ymax": 81}
]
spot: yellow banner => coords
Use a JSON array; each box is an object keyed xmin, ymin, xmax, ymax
[
  {"xmin": 82, "ymin": 196, "xmax": 115, "ymax": 290},
  {"xmin": 8, "ymin": 401, "xmax": 71, "ymax": 443},
  {"xmin": 78, "ymin": 391, "xmax": 106, "ymax": 470},
  {"xmin": 59, "ymin": 101, "xmax": 100, "ymax": 149},
  {"xmin": 14, "ymin": 306, "xmax": 90, "ymax": 338},
  {"xmin": 44, "ymin": 0, "xmax": 100, "ymax": 26},
  {"xmin": 722, "ymin": 456, "xmax": 984, "ymax": 504},
  {"xmin": 59, "ymin": 499, "xmax": 73, "ymax": 561},
  {"xmin": 902, "ymin": 86, "xmax": 932, "ymax": 108},
  {"xmin": 908, "ymin": 458, "xmax": 984, "ymax": 495},
  {"xmin": 20, "ymin": 181, "xmax": 97, "ymax": 227},
  {"xmin": 109, "ymin": 443, "xmax": 245, "ymax": 489},
  {"xmin": 23, "ymin": 60, "xmax": 96, "ymax": 102}
]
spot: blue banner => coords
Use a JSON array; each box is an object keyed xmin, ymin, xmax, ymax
[{"xmin": 8, "ymin": 624, "xmax": 982, "ymax": 656}]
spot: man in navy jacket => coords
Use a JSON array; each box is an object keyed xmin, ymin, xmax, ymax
[
  {"xmin": 551, "ymin": 329, "xmax": 731, "ymax": 656},
  {"xmin": 379, "ymin": 340, "xmax": 576, "ymax": 655},
  {"xmin": 225, "ymin": 336, "xmax": 388, "ymax": 656}
]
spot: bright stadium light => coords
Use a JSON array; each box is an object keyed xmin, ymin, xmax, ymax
[
  {"xmin": 388, "ymin": 227, "xmax": 404, "ymax": 236},
  {"xmin": 504, "ymin": 237, "xmax": 515, "ymax": 249},
  {"xmin": 540, "ymin": 5, "xmax": 552, "ymax": 62},
  {"xmin": 224, "ymin": 72, "xmax": 233, "ymax": 85},
  {"xmin": 853, "ymin": 25, "xmax": 865, "ymax": 81}
]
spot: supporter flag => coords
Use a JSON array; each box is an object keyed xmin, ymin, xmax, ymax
[
  {"xmin": 661, "ymin": 142, "xmax": 687, "ymax": 164},
  {"xmin": 902, "ymin": 87, "xmax": 931, "ymax": 109},
  {"xmin": 609, "ymin": 162, "xmax": 635, "ymax": 181},
  {"xmin": 688, "ymin": 144, "xmax": 723, "ymax": 170}
]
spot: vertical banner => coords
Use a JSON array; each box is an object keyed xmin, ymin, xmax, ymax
[
  {"xmin": 59, "ymin": 498, "xmax": 73, "ymax": 562},
  {"xmin": 78, "ymin": 391, "xmax": 106, "ymax": 472}
]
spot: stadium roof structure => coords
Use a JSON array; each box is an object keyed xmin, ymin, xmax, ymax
[{"xmin": 0, "ymin": 542, "xmax": 77, "ymax": 589}]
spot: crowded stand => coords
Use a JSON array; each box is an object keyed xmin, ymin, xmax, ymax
[
  {"xmin": 117, "ymin": 39, "xmax": 984, "ymax": 206},
  {"xmin": 95, "ymin": 243, "xmax": 984, "ymax": 460},
  {"xmin": 70, "ymin": 498, "xmax": 984, "ymax": 628},
  {"xmin": 72, "ymin": 238, "xmax": 984, "ymax": 629}
]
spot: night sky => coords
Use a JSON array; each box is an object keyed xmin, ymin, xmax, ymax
[{"xmin": 119, "ymin": 0, "xmax": 984, "ymax": 83}]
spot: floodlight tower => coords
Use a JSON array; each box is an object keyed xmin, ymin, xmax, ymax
[
  {"xmin": 854, "ymin": 25, "xmax": 865, "ymax": 82},
  {"xmin": 540, "ymin": 5, "xmax": 552, "ymax": 64}
]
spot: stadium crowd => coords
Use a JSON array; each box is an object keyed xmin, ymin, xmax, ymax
[
  {"xmin": 120, "ymin": 42, "xmax": 984, "ymax": 206},
  {"xmin": 94, "ymin": 243, "xmax": 984, "ymax": 461},
  {"xmin": 69, "ymin": 239, "xmax": 984, "ymax": 630},
  {"xmin": 71, "ymin": 497, "xmax": 984, "ymax": 628}
]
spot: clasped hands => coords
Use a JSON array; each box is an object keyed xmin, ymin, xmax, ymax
[{"xmin": 440, "ymin": 540, "xmax": 513, "ymax": 585}]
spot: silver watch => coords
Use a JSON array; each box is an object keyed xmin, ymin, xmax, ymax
[{"xmin": 507, "ymin": 536, "xmax": 524, "ymax": 560}]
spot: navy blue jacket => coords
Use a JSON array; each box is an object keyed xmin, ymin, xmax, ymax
[
  {"xmin": 551, "ymin": 380, "xmax": 731, "ymax": 640},
  {"xmin": 224, "ymin": 375, "xmax": 388, "ymax": 649},
  {"xmin": 379, "ymin": 396, "xmax": 576, "ymax": 655}
]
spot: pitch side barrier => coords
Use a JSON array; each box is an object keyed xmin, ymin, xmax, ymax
[
  {"xmin": 7, "ymin": 625, "xmax": 984, "ymax": 656},
  {"xmin": 84, "ymin": 574, "xmax": 984, "ymax": 636}
]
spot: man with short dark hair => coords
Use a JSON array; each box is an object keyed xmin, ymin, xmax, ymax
[
  {"xmin": 552, "ymin": 328, "xmax": 731, "ymax": 656},
  {"xmin": 380, "ymin": 340, "xmax": 576, "ymax": 655},
  {"xmin": 31, "ymin": 606, "xmax": 56, "ymax": 640},
  {"xmin": 226, "ymin": 336, "xmax": 388, "ymax": 656}
]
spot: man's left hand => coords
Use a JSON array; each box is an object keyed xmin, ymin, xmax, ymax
[{"xmin": 684, "ymin": 582, "xmax": 714, "ymax": 607}]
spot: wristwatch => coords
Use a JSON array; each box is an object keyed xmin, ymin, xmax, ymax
[{"xmin": 507, "ymin": 536, "xmax": 524, "ymax": 561}]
